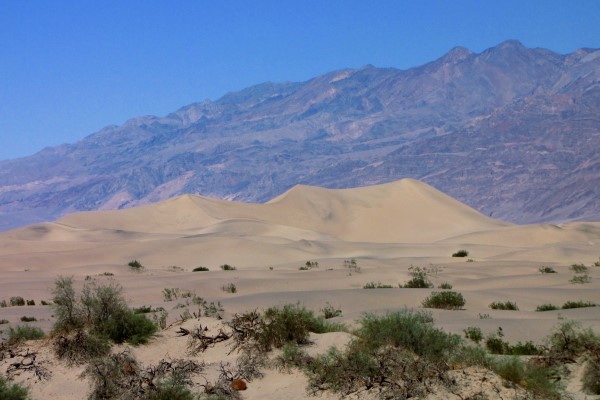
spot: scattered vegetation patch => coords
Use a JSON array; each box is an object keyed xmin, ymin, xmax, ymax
[
  {"xmin": 343, "ymin": 259, "xmax": 361, "ymax": 274},
  {"xmin": 128, "ymin": 259, "xmax": 144, "ymax": 271},
  {"xmin": 9, "ymin": 296, "xmax": 25, "ymax": 307},
  {"xmin": 536, "ymin": 303, "xmax": 559, "ymax": 312},
  {"xmin": 561, "ymin": 300, "xmax": 596, "ymax": 309},
  {"xmin": 438, "ymin": 282, "xmax": 452, "ymax": 289},
  {"xmin": 539, "ymin": 266, "xmax": 557, "ymax": 273},
  {"xmin": 402, "ymin": 265, "xmax": 433, "ymax": 288},
  {"xmin": 162, "ymin": 287, "xmax": 181, "ymax": 301},
  {"xmin": 320, "ymin": 303, "xmax": 342, "ymax": 319},
  {"xmin": 0, "ymin": 319, "xmax": 8, "ymax": 324},
  {"xmin": 452, "ymin": 249, "xmax": 469, "ymax": 257},
  {"xmin": 569, "ymin": 263, "xmax": 588, "ymax": 273},
  {"xmin": 594, "ymin": 257, "xmax": 600, "ymax": 267},
  {"xmin": 570, "ymin": 274, "xmax": 591, "ymax": 284},
  {"xmin": 220, "ymin": 264, "xmax": 236, "ymax": 271},
  {"xmin": 422, "ymin": 291, "xmax": 465, "ymax": 310},
  {"xmin": 0, "ymin": 375, "xmax": 29, "ymax": 400},
  {"xmin": 26, "ymin": 299, "xmax": 35, "ymax": 306},
  {"xmin": 222, "ymin": 283, "xmax": 237, "ymax": 293},
  {"xmin": 193, "ymin": 266, "xmax": 210, "ymax": 272},
  {"xmin": 19, "ymin": 316, "xmax": 36, "ymax": 322},
  {"xmin": 463, "ymin": 326, "xmax": 483, "ymax": 344},
  {"xmin": 299, "ymin": 261, "xmax": 319, "ymax": 271},
  {"xmin": 7, "ymin": 324, "xmax": 45, "ymax": 344},
  {"xmin": 489, "ymin": 301, "xmax": 519, "ymax": 310},
  {"xmin": 363, "ymin": 281, "xmax": 394, "ymax": 289},
  {"xmin": 0, "ymin": 300, "xmax": 6, "ymax": 307}
]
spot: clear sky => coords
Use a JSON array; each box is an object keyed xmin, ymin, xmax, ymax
[{"xmin": 1, "ymin": 0, "xmax": 599, "ymax": 160}]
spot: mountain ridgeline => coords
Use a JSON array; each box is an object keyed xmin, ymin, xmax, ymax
[{"xmin": 1, "ymin": 40, "xmax": 599, "ymax": 230}]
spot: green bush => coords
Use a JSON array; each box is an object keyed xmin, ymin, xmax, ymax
[
  {"xmin": 104, "ymin": 310, "xmax": 157, "ymax": 345},
  {"xmin": 8, "ymin": 324, "xmax": 45, "ymax": 344},
  {"xmin": 128, "ymin": 259, "xmax": 144, "ymax": 270},
  {"xmin": 222, "ymin": 283, "xmax": 237, "ymax": 293},
  {"xmin": 402, "ymin": 266, "xmax": 433, "ymax": 288},
  {"xmin": 20, "ymin": 316, "xmax": 36, "ymax": 322},
  {"xmin": 0, "ymin": 299, "xmax": 7, "ymax": 307},
  {"xmin": 0, "ymin": 375, "xmax": 29, "ymax": 400},
  {"xmin": 583, "ymin": 355, "xmax": 600, "ymax": 394},
  {"xmin": 490, "ymin": 357, "xmax": 561, "ymax": 399},
  {"xmin": 489, "ymin": 301, "xmax": 519, "ymax": 310},
  {"xmin": 536, "ymin": 303, "xmax": 559, "ymax": 311},
  {"xmin": 452, "ymin": 249, "xmax": 469, "ymax": 257},
  {"xmin": 320, "ymin": 303, "xmax": 342, "ymax": 319},
  {"xmin": 26, "ymin": 299, "xmax": 35, "ymax": 306},
  {"xmin": 570, "ymin": 274, "xmax": 591, "ymax": 284},
  {"xmin": 192, "ymin": 266, "xmax": 209, "ymax": 272},
  {"xmin": 438, "ymin": 282, "xmax": 452, "ymax": 289},
  {"xmin": 40, "ymin": 300, "xmax": 51, "ymax": 306},
  {"xmin": 569, "ymin": 263, "xmax": 588, "ymax": 273},
  {"xmin": 562, "ymin": 300, "xmax": 596, "ymax": 309},
  {"xmin": 422, "ymin": 291, "xmax": 465, "ymax": 310},
  {"xmin": 539, "ymin": 266, "xmax": 556, "ymax": 273},
  {"xmin": 463, "ymin": 326, "xmax": 483, "ymax": 344},
  {"xmin": 220, "ymin": 264, "xmax": 236, "ymax": 271},
  {"xmin": 10, "ymin": 296, "xmax": 25, "ymax": 306},
  {"xmin": 363, "ymin": 281, "xmax": 393, "ymax": 289},
  {"xmin": 54, "ymin": 330, "xmax": 111, "ymax": 365}
]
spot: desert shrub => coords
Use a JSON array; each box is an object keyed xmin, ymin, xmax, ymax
[
  {"xmin": 485, "ymin": 336, "xmax": 508, "ymax": 354},
  {"xmin": 0, "ymin": 319, "xmax": 8, "ymax": 324},
  {"xmin": 20, "ymin": 316, "xmax": 36, "ymax": 322},
  {"xmin": 220, "ymin": 264, "xmax": 236, "ymax": 271},
  {"xmin": 275, "ymin": 342, "xmax": 312, "ymax": 371},
  {"xmin": 192, "ymin": 266, "xmax": 209, "ymax": 272},
  {"xmin": 162, "ymin": 287, "xmax": 180, "ymax": 301},
  {"xmin": 320, "ymin": 303, "xmax": 342, "ymax": 319},
  {"xmin": 26, "ymin": 299, "xmax": 35, "ymax": 306},
  {"xmin": 489, "ymin": 301, "xmax": 519, "ymax": 310},
  {"xmin": 583, "ymin": 355, "xmax": 600, "ymax": 394},
  {"xmin": 7, "ymin": 324, "xmax": 45, "ymax": 344},
  {"xmin": 128, "ymin": 259, "xmax": 144, "ymax": 270},
  {"xmin": 343, "ymin": 259, "xmax": 361, "ymax": 273},
  {"xmin": 145, "ymin": 384, "xmax": 196, "ymax": 400},
  {"xmin": 52, "ymin": 276, "xmax": 83, "ymax": 331},
  {"xmin": 536, "ymin": 303, "xmax": 559, "ymax": 311},
  {"xmin": 545, "ymin": 320, "xmax": 600, "ymax": 359},
  {"xmin": 100, "ymin": 272, "xmax": 114, "ymax": 276},
  {"xmin": 40, "ymin": 300, "xmax": 51, "ymax": 306},
  {"xmin": 133, "ymin": 305, "xmax": 153, "ymax": 314},
  {"xmin": 570, "ymin": 274, "xmax": 591, "ymax": 284},
  {"xmin": 0, "ymin": 375, "xmax": 29, "ymax": 400},
  {"xmin": 402, "ymin": 266, "xmax": 433, "ymax": 288},
  {"xmin": 202, "ymin": 301, "xmax": 224, "ymax": 319},
  {"xmin": 104, "ymin": 310, "xmax": 157, "ymax": 345},
  {"xmin": 452, "ymin": 249, "xmax": 469, "ymax": 257},
  {"xmin": 54, "ymin": 330, "xmax": 111, "ymax": 364},
  {"xmin": 539, "ymin": 266, "xmax": 556, "ymax": 273},
  {"xmin": 0, "ymin": 299, "xmax": 7, "ymax": 307},
  {"xmin": 422, "ymin": 291, "xmax": 465, "ymax": 310},
  {"xmin": 305, "ymin": 311, "xmax": 461, "ymax": 398},
  {"xmin": 9, "ymin": 296, "xmax": 25, "ymax": 306},
  {"xmin": 569, "ymin": 263, "xmax": 588, "ymax": 273},
  {"xmin": 509, "ymin": 341, "xmax": 542, "ymax": 355},
  {"xmin": 300, "ymin": 261, "xmax": 319, "ymax": 270},
  {"xmin": 562, "ymin": 300, "xmax": 596, "ymax": 309},
  {"xmin": 490, "ymin": 357, "xmax": 561, "ymax": 399},
  {"xmin": 363, "ymin": 281, "xmax": 393, "ymax": 289},
  {"xmin": 463, "ymin": 326, "xmax": 483, "ymax": 344},
  {"xmin": 438, "ymin": 282, "xmax": 452, "ymax": 289},
  {"xmin": 594, "ymin": 257, "xmax": 600, "ymax": 267},
  {"xmin": 222, "ymin": 283, "xmax": 237, "ymax": 293}
]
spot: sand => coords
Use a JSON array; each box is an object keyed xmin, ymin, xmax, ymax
[{"xmin": 1, "ymin": 178, "xmax": 599, "ymax": 399}]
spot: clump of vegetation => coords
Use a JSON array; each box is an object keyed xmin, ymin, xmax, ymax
[
  {"xmin": 220, "ymin": 264, "xmax": 236, "ymax": 271},
  {"xmin": 52, "ymin": 276, "xmax": 157, "ymax": 350},
  {"xmin": 192, "ymin": 266, "xmax": 210, "ymax": 272},
  {"xmin": 7, "ymin": 324, "xmax": 45, "ymax": 344},
  {"xmin": 594, "ymin": 257, "xmax": 600, "ymax": 267},
  {"xmin": 452, "ymin": 249, "xmax": 469, "ymax": 257},
  {"xmin": 162, "ymin": 287, "xmax": 181, "ymax": 301},
  {"xmin": 343, "ymin": 259, "xmax": 361, "ymax": 274},
  {"xmin": 20, "ymin": 316, "xmax": 36, "ymax": 322},
  {"xmin": 222, "ymin": 283, "xmax": 237, "ymax": 293},
  {"xmin": 484, "ymin": 328, "xmax": 541, "ymax": 355},
  {"xmin": 561, "ymin": 300, "xmax": 596, "ymax": 309},
  {"xmin": 569, "ymin": 263, "xmax": 588, "ymax": 273},
  {"xmin": 128, "ymin": 259, "xmax": 144, "ymax": 271},
  {"xmin": 0, "ymin": 375, "xmax": 29, "ymax": 400},
  {"xmin": 422, "ymin": 291, "xmax": 465, "ymax": 310},
  {"xmin": 320, "ymin": 303, "xmax": 342, "ymax": 319},
  {"xmin": 0, "ymin": 299, "xmax": 7, "ymax": 307},
  {"xmin": 463, "ymin": 326, "xmax": 483, "ymax": 344},
  {"xmin": 489, "ymin": 301, "xmax": 519, "ymax": 310},
  {"xmin": 0, "ymin": 319, "xmax": 8, "ymax": 324},
  {"xmin": 539, "ymin": 266, "xmax": 557, "ymax": 273},
  {"xmin": 299, "ymin": 261, "xmax": 319, "ymax": 270},
  {"xmin": 438, "ymin": 282, "xmax": 452, "ymax": 289},
  {"xmin": 9, "ymin": 296, "xmax": 25, "ymax": 306},
  {"xmin": 570, "ymin": 274, "xmax": 591, "ymax": 284},
  {"xmin": 402, "ymin": 265, "xmax": 433, "ymax": 288},
  {"xmin": 26, "ymin": 299, "xmax": 35, "ymax": 306},
  {"xmin": 363, "ymin": 281, "xmax": 394, "ymax": 289},
  {"xmin": 536, "ymin": 303, "xmax": 559, "ymax": 312}
]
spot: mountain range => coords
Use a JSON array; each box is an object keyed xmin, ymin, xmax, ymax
[{"xmin": 1, "ymin": 39, "xmax": 599, "ymax": 230}]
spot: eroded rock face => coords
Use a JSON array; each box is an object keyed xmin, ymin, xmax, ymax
[{"xmin": 1, "ymin": 40, "xmax": 599, "ymax": 230}]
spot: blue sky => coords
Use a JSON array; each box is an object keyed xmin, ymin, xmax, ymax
[{"xmin": 1, "ymin": 0, "xmax": 599, "ymax": 160}]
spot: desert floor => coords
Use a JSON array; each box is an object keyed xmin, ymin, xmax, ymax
[{"xmin": 1, "ymin": 179, "xmax": 599, "ymax": 399}]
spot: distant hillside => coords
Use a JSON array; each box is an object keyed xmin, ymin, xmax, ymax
[{"xmin": 1, "ymin": 39, "xmax": 599, "ymax": 230}]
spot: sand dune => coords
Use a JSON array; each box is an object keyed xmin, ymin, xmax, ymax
[{"xmin": 1, "ymin": 179, "xmax": 599, "ymax": 399}]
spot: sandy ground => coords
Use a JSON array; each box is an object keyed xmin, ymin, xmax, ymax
[{"xmin": 1, "ymin": 179, "xmax": 599, "ymax": 399}]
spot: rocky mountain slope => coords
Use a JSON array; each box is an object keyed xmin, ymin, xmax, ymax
[{"xmin": 1, "ymin": 40, "xmax": 599, "ymax": 230}]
